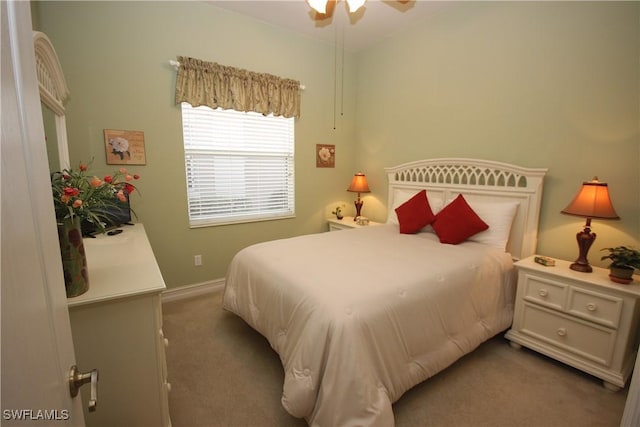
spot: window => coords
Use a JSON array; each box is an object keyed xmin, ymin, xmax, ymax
[{"xmin": 181, "ymin": 103, "xmax": 295, "ymax": 227}]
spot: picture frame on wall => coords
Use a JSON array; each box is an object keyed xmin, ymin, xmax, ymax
[
  {"xmin": 316, "ymin": 144, "xmax": 335, "ymax": 168},
  {"xmin": 104, "ymin": 129, "xmax": 146, "ymax": 165}
]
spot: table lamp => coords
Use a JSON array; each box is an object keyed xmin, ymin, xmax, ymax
[
  {"xmin": 347, "ymin": 172, "xmax": 370, "ymax": 221},
  {"xmin": 561, "ymin": 177, "xmax": 619, "ymax": 272}
]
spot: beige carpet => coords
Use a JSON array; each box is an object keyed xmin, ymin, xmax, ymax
[{"xmin": 163, "ymin": 291, "xmax": 627, "ymax": 427}]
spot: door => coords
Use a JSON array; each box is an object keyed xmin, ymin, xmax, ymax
[{"xmin": 1, "ymin": 1, "xmax": 85, "ymax": 425}]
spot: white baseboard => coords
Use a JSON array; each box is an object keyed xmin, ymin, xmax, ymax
[{"xmin": 161, "ymin": 278, "xmax": 225, "ymax": 304}]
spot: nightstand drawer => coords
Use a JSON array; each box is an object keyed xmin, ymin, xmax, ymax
[
  {"xmin": 521, "ymin": 273, "xmax": 567, "ymax": 311},
  {"xmin": 568, "ymin": 287, "xmax": 623, "ymax": 329},
  {"xmin": 520, "ymin": 303, "xmax": 616, "ymax": 366},
  {"xmin": 329, "ymin": 223, "xmax": 349, "ymax": 231}
]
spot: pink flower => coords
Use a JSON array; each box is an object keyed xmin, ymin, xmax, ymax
[
  {"xmin": 90, "ymin": 176, "xmax": 103, "ymax": 187},
  {"xmin": 72, "ymin": 199, "xmax": 83, "ymax": 208},
  {"xmin": 116, "ymin": 190, "xmax": 127, "ymax": 202},
  {"xmin": 119, "ymin": 167, "xmax": 127, "ymax": 174},
  {"xmin": 125, "ymin": 175, "xmax": 132, "ymax": 182}
]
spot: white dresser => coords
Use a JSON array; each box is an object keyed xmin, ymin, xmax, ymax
[
  {"xmin": 505, "ymin": 256, "xmax": 640, "ymax": 391},
  {"xmin": 68, "ymin": 224, "xmax": 171, "ymax": 426}
]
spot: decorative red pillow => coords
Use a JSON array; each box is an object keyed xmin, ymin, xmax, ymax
[
  {"xmin": 394, "ymin": 190, "xmax": 436, "ymax": 234},
  {"xmin": 432, "ymin": 194, "xmax": 489, "ymax": 244}
]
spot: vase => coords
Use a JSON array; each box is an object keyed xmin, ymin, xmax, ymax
[{"xmin": 58, "ymin": 216, "xmax": 89, "ymax": 297}]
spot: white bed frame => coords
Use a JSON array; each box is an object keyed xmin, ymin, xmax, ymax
[{"xmin": 385, "ymin": 158, "xmax": 548, "ymax": 260}]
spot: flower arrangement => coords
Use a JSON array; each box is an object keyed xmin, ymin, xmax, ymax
[{"xmin": 51, "ymin": 161, "xmax": 140, "ymax": 233}]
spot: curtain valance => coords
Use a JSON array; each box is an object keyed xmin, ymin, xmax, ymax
[{"xmin": 174, "ymin": 56, "xmax": 301, "ymax": 118}]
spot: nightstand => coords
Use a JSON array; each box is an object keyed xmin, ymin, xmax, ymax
[
  {"xmin": 327, "ymin": 216, "xmax": 381, "ymax": 231},
  {"xmin": 505, "ymin": 256, "xmax": 640, "ymax": 391}
]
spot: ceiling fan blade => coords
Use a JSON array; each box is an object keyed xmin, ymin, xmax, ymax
[{"xmin": 314, "ymin": 0, "xmax": 337, "ymax": 20}]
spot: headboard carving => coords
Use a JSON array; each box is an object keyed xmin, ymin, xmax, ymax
[
  {"xmin": 393, "ymin": 163, "xmax": 529, "ymax": 188},
  {"xmin": 385, "ymin": 158, "xmax": 548, "ymax": 260}
]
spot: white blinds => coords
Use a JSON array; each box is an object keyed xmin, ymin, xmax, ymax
[{"xmin": 181, "ymin": 103, "xmax": 295, "ymax": 227}]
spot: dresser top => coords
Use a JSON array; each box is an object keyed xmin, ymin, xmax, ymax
[
  {"xmin": 68, "ymin": 224, "xmax": 166, "ymax": 307},
  {"xmin": 516, "ymin": 255, "xmax": 640, "ymax": 297}
]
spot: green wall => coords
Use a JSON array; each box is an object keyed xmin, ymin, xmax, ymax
[
  {"xmin": 34, "ymin": 1, "xmax": 359, "ymax": 288},
  {"xmin": 35, "ymin": 1, "xmax": 639, "ymax": 288},
  {"xmin": 355, "ymin": 1, "xmax": 639, "ymax": 266}
]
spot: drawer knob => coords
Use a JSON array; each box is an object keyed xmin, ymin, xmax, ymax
[
  {"xmin": 556, "ymin": 328, "xmax": 567, "ymax": 337},
  {"xmin": 538, "ymin": 289, "xmax": 548, "ymax": 298},
  {"xmin": 587, "ymin": 303, "xmax": 597, "ymax": 312}
]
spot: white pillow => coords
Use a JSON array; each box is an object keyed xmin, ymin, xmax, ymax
[
  {"xmin": 387, "ymin": 189, "xmax": 444, "ymax": 225},
  {"xmin": 464, "ymin": 200, "xmax": 520, "ymax": 250}
]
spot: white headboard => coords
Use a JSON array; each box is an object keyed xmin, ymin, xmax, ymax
[{"xmin": 385, "ymin": 158, "xmax": 547, "ymax": 260}]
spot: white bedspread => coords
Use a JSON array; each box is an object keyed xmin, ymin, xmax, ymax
[{"xmin": 222, "ymin": 225, "xmax": 515, "ymax": 427}]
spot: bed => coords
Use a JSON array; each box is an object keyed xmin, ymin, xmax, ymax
[{"xmin": 222, "ymin": 158, "xmax": 547, "ymax": 427}]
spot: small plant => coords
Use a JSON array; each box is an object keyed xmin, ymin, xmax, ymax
[
  {"xmin": 331, "ymin": 206, "xmax": 343, "ymax": 219},
  {"xmin": 600, "ymin": 246, "xmax": 640, "ymax": 270}
]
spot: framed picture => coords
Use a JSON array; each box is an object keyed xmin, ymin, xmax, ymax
[
  {"xmin": 316, "ymin": 144, "xmax": 335, "ymax": 168},
  {"xmin": 104, "ymin": 129, "xmax": 146, "ymax": 165}
]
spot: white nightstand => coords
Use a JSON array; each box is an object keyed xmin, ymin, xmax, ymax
[
  {"xmin": 327, "ymin": 216, "xmax": 381, "ymax": 231},
  {"xmin": 505, "ymin": 255, "xmax": 640, "ymax": 391}
]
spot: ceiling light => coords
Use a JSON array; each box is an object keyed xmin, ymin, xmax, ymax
[
  {"xmin": 307, "ymin": 0, "xmax": 328, "ymax": 14},
  {"xmin": 346, "ymin": 0, "xmax": 366, "ymax": 13},
  {"xmin": 307, "ymin": 0, "xmax": 366, "ymax": 15}
]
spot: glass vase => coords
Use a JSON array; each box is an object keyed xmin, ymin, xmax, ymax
[{"xmin": 58, "ymin": 216, "xmax": 89, "ymax": 297}]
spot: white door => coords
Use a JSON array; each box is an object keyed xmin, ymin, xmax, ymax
[{"xmin": 1, "ymin": 1, "xmax": 85, "ymax": 425}]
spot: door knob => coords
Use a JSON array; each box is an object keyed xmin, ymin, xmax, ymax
[{"xmin": 69, "ymin": 365, "xmax": 99, "ymax": 412}]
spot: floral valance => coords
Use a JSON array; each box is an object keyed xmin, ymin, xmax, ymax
[{"xmin": 174, "ymin": 56, "xmax": 301, "ymax": 118}]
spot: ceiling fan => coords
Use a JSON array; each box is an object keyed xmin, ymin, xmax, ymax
[{"xmin": 307, "ymin": 0, "xmax": 410, "ymax": 20}]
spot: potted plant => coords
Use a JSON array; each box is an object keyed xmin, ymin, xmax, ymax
[
  {"xmin": 600, "ymin": 246, "xmax": 640, "ymax": 284},
  {"xmin": 331, "ymin": 206, "xmax": 343, "ymax": 220}
]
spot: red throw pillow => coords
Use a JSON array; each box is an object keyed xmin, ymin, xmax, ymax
[
  {"xmin": 432, "ymin": 194, "xmax": 489, "ymax": 244},
  {"xmin": 395, "ymin": 190, "xmax": 436, "ymax": 234}
]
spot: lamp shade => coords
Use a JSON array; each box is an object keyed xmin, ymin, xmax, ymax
[
  {"xmin": 561, "ymin": 177, "xmax": 619, "ymax": 219},
  {"xmin": 347, "ymin": 173, "xmax": 370, "ymax": 193}
]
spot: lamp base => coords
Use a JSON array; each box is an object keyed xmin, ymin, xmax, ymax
[
  {"xmin": 354, "ymin": 199, "xmax": 363, "ymax": 220},
  {"xmin": 570, "ymin": 221, "xmax": 596, "ymax": 273},
  {"xmin": 570, "ymin": 261, "xmax": 593, "ymax": 273}
]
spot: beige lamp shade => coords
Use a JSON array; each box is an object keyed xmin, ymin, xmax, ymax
[
  {"xmin": 347, "ymin": 173, "xmax": 370, "ymax": 194},
  {"xmin": 561, "ymin": 177, "xmax": 619, "ymax": 219}
]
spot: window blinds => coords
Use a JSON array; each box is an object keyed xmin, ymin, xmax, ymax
[{"xmin": 181, "ymin": 103, "xmax": 295, "ymax": 227}]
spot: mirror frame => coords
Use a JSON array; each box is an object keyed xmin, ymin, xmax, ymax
[{"xmin": 33, "ymin": 31, "xmax": 70, "ymax": 170}]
